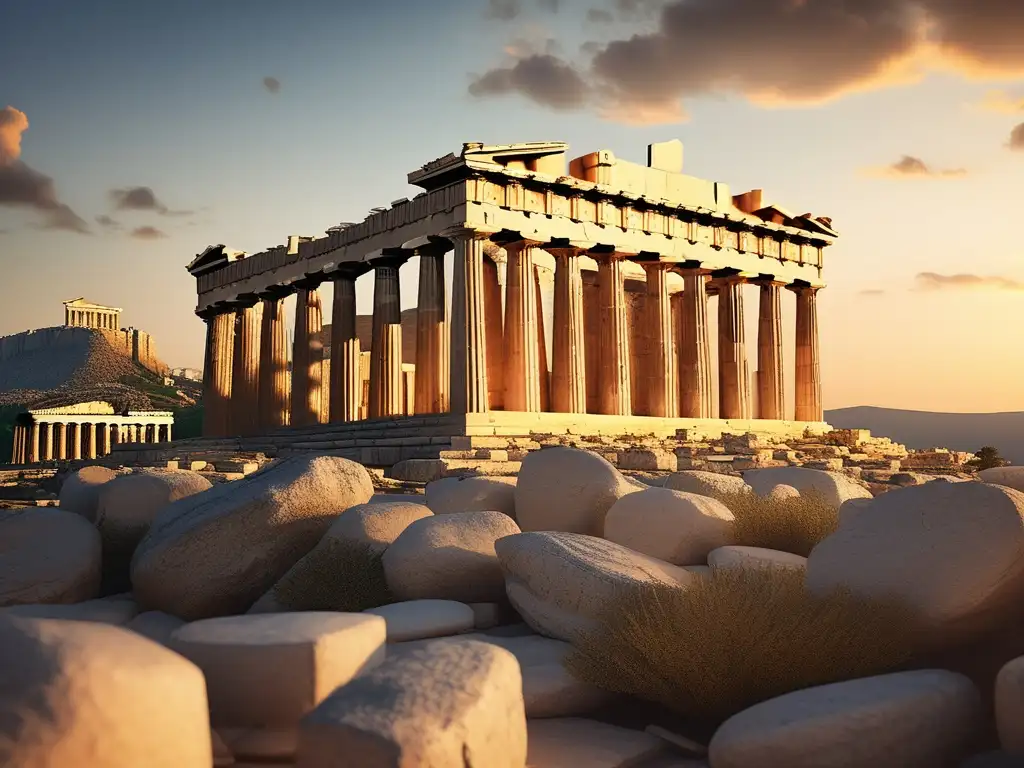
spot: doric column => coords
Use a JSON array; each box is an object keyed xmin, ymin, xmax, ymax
[
  {"xmin": 597, "ymin": 255, "xmax": 631, "ymax": 416},
  {"xmin": 756, "ymin": 280, "xmax": 786, "ymax": 420},
  {"xmin": 165, "ymin": 423, "xmax": 173, "ymax": 442},
  {"xmin": 413, "ymin": 241, "xmax": 451, "ymax": 414},
  {"xmin": 791, "ymin": 284, "xmax": 823, "ymax": 422},
  {"xmin": 329, "ymin": 273, "xmax": 362, "ymax": 422},
  {"xmin": 201, "ymin": 310, "xmax": 234, "ymax": 437},
  {"xmin": 27, "ymin": 422, "xmax": 40, "ymax": 464},
  {"xmin": 257, "ymin": 290, "xmax": 290, "ymax": 429},
  {"xmin": 678, "ymin": 269, "xmax": 713, "ymax": 418},
  {"xmin": 10, "ymin": 425, "xmax": 22, "ymax": 464},
  {"xmin": 54, "ymin": 423, "xmax": 66, "ymax": 460},
  {"xmin": 502, "ymin": 241, "xmax": 542, "ymax": 412},
  {"xmin": 446, "ymin": 228, "xmax": 490, "ymax": 414},
  {"xmin": 641, "ymin": 262, "xmax": 678, "ymax": 418},
  {"xmin": 69, "ymin": 423, "xmax": 82, "ymax": 460},
  {"xmin": 716, "ymin": 274, "xmax": 752, "ymax": 420},
  {"xmin": 368, "ymin": 255, "xmax": 407, "ymax": 419},
  {"xmin": 483, "ymin": 253, "xmax": 505, "ymax": 410},
  {"xmin": 548, "ymin": 244, "xmax": 588, "ymax": 413},
  {"xmin": 230, "ymin": 299, "xmax": 262, "ymax": 436},
  {"xmin": 41, "ymin": 424, "xmax": 53, "ymax": 462},
  {"xmin": 291, "ymin": 281, "xmax": 325, "ymax": 427},
  {"xmin": 85, "ymin": 423, "xmax": 97, "ymax": 459}
]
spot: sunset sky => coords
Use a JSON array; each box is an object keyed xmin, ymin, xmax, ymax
[{"xmin": 1, "ymin": 0, "xmax": 1022, "ymax": 413}]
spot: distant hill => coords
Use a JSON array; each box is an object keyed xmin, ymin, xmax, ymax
[{"xmin": 826, "ymin": 406, "xmax": 1024, "ymax": 464}]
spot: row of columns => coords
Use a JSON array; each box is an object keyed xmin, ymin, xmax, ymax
[
  {"xmin": 65, "ymin": 309, "xmax": 119, "ymax": 330},
  {"xmin": 200, "ymin": 231, "xmax": 822, "ymax": 437},
  {"xmin": 10, "ymin": 421, "xmax": 172, "ymax": 464}
]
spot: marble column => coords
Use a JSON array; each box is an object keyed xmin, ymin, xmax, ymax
[
  {"xmin": 69, "ymin": 423, "xmax": 82, "ymax": 460},
  {"xmin": 641, "ymin": 263, "xmax": 678, "ymax": 418},
  {"xmin": 597, "ymin": 255, "xmax": 631, "ymax": 416},
  {"xmin": 548, "ymin": 246, "xmax": 588, "ymax": 413},
  {"xmin": 678, "ymin": 270, "xmax": 713, "ymax": 418},
  {"xmin": 10, "ymin": 425, "xmax": 22, "ymax": 464},
  {"xmin": 757, "ymin": 281, "xmax": 786, "ymax": 420},
  {"xmin": 483, "ymin": 256, "xmax": 505, "ymax": 410},
  {"xmin": 55, "ymin": 423, "xmax": 67, "ymax": 460},
  {"xmin": 792, "ymin": 284, "xmax": 823, "ymax": 422},
  {"xmin": 716, "ymin": 275, "xmax": 752, "ymax": 420},
  {"xmin": 329, "ymin": 274, "xmax": 362, "ymax": 422},
  {"xmin": 503, "ymin": 241, "xmax": 542, "ymax": 412},
  {"xmin": 28, "ymin": 423, "xmax": 40, "ymax": 464},
  {"xmin": 414, "ymin": 243, "xmax": 450, "ymax": 414},
  {"xmin": 291, "ymin": 283, "xmax": 324, "ymax": 427},
  {"xmin": 166, "ymin": 423, "xmax": 172, "ymax": 442},
  {"xmin": 202, "ymin": 311, "xmax": 234, "ymax": 437},
  {"xmin": 257, "ymin": 293, "xmax": 290, "ymax": 428},
  {"xmin": 447, "ymin": 229, "xmax": 490, "ymax": 414},
  {"xmin": 41, "ymin": 424, "xmax": 53, "ymax": 462},
  {"xmin": 86, "ymin": 423, "xmax": 97, "ymax": 459},
  {"xmin": 368, "ymin": 258, "xmax": 405, "ymax": 419},
  {"xmin": 230, "ymin": 300, "xmax": 262, "ymax": 436}
]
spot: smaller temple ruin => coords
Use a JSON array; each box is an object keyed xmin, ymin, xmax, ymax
[{"xmin": 63, "ymin": 298, "xmax": 122, "ymax": 330}]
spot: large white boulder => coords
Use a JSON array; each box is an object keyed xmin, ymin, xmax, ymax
[
  {"xmin": 981, "ymin": 467, "xmax": 1024, "ymax": 493},
  {"xmin": 298, "ymin": 638, "xmax": 527, "ymax": 768},
  {"xmin": 743, "ymin": 467, "xmax": 871, "ymax": 510},
  {"xmin": 495, "ymin": 531, "xmax": 694, "ymax": 642},
  {"xmin": 708, "ymin": 670, "xmax": 982, "ymax": 768},
  {"xmin": 426, "ymin": 475, "xmax": 518, "ymax": 519},
  {"xmin": 169, "ymin": 612, "xmax": 385, "ymax": 728},
  {"xmin": 604, "ymin": 487, "xmax": 735, "ymax": 565},
  {"xmin": 249, "ymin": 499, "xmax": 431, "ymax": 614},
  {"xmin": 526, "ymin": 718, "xmax": 665, "ymax": 768},
  {"xmin": 365, "ymin": 600, "xmax": 475, "ymax": 643},
  {"xmin": 127, "ymin": 610, "xmax": 186, "ymax": 646},
  {"xmin": 58, "ymin": 465, "xmax": 120, "ymax": 522},
  {"xmin": 2, "ymin": 595, "xmax": 138, "ymax": 625},
  {"xmin": 996, "ymin": 656, "xmax": 1024, "ymax": 754},
  {"xmin": 0, "ymin": 508, "xmax": 101, "ymax": 607},
  {"xmin": 664, "ymin": 470, "xmax": 751, "ymax": 498},
  {"xmin": 806, "ymin": 481, "xmax": 1024, "ymax": 644},
  {"xmin": 0, "ymin": 616, "xmax": 212, "ymax": 767},
  {"xmin": 708, "ymin": 546, "xmax": 807, "ymax": 572},
  {"xmin": 131, "ymin": 455, "xmax": 374, "ymax": 620},
  {"xmin": 514, "ymin": 447, "xmax": 641, "ymax": 536},
  {"xmin": 384, "ymin": 510, "xmax": 520, "ymax": 603}
]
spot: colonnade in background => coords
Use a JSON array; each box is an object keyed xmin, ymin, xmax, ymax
[{"xmin": 9, "ymin": 420, "xmax": 173, "ymax": 464}]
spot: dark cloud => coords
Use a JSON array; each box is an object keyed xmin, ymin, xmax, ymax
[
  {"xmin": 469, "ymin": 54, "xmax": 591, "ymax": 110},
  {"xmin": 1010, "ymin": 123, "xmax": 1024, "ymax": 151},
  {"xmin": 587, "ymin": 8, "xmax": 615, "ymax": 23},
  {"xmin": 538, "ymin": 0, "xmax": 560, "ymax": 11},
  {"xmin": 109, "ymin": 186, "xmax": 191, "ymax": 216},
  {"xmin": 130, "ymin": 225, "xmax": 168, "ymax": 240},
  {"xmin": 615, "ymin": 0, "xmax": 663, "ymax": 19},
  {"xmin": 470, "ymin": 0, "xmax": 1024, "ymax": 123},
  {"xmin": 485, "ymin": 0, "xmax": 521, "ymax": 20},
  {"xmin": 263, "ymin": 76, "xmax": 281, "ymax": 94},
  {"xmin": 914, "ymin": 273, "xmax": 1024, "ymax": 292},
  {"xmin": 95, "ymin": 214, "xmax": 122, "ymax": 230},
  {"xmin": 873, "ymin": 155, "xmax": 967, "ymax": 178}
]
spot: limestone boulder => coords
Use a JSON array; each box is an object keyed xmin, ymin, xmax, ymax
[
  {"xmin": 514, "ymin": 447, "xmax": 640, "ymax": 536},
  {"xmin": 604, "ymin": 487, "xmax": 735, "ymax": 565},
  {"xmin": 708, "ymin": 670, "xmax": 982, "ymax": 768},
  {"xmin": 996, "ymin": 656, "xmax": 1024, "ymax": 754},
  {"xmin": 2, "ymin": 594, "xmax": 138, "ymax": 625},
  {"xmin": 384, "ymin": 510, "xmax": 520, "ymax": 603},
  {"xmin": 249, "ymin": 499, "xmax": 431, "ymax": 614},
  {"xmin": 527, "ymin": 718, "xmax": 665, "ymax": 768},
  {"xmin": 0, "ymin": 615, "xmax": 212, "ymax": 768},
  {"xmin": 708, "ymin": 546, "xmax": 807, "ymax": 572},
  {"xmin": 838, "ymin": 497, "xmax": 874, "ymax": 526},
  {"xmin": 426, "ymin": 475, "xmax": 518, "ymax": 519},
  {"xmin": 298, "ymin": 638, "xmax": 527, "ymax": 768},
  {"xmin": 127, "ymin": 610, "xmax": 186, "ymax": 645},
  {"xmin": 365, "ymin": 600, "xmax": 475, "ymax": 643},
  {"xmin": 664, "ymin": 470, "xmax": 751, "ymax": 499},
  {"xmin": 218, "ymin": 726, "xmax": 297, "ymax": 762},
  {"xmin": 806, "ymin": 481, "xmax": 1024, "ymax": 644},
  {"xmin": 743, "ymin": 467, "xmax": 871, "ymax": 510},
  {"xmin": 981, "ymin": 467, "xmax": 1024, "ymax": 493},
  {"xmin": 131, "ymin": 455, "xmax": 374, "ymax": 620},
  {"xmin": 58, "ymin": 465, "xmax": 120, "ymax": 522},
  {"xmin": 169, "ymin": 612, "xmax": 386, "ymax": 728},
  {"xmin": 765, "ymin": 484, "xmax": 801, "ymax": 501},
  {"xmin": 0, "ymin": 508, "xmax": 101, "ymax": 607},
  {"xmin": 495, "ymin": 531, "xmax": 694, "ymax": 642}
]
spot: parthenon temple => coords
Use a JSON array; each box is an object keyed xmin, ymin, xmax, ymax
[
  {"xmin": 189, "ymin": 140, "xmax": 836, "ymax": 452},
  {"xmin": 63, "ymin": 298, "xmax": 122, "ymax": 330}
]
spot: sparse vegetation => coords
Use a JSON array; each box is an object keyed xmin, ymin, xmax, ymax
[
  {"xmin": 269, "ymin": 538, "xmax": 393, "ymax": 613},
  {"xmin": 967, "ymin": 446, "xmax": 1008, "ymax": 471},
  {"xmin": 713, "ymin": 489, "xmax": 838, "ymax": 557},
  {"xmin": 565, "ymin": 567, "xmax": 921, "ymax": 725}
]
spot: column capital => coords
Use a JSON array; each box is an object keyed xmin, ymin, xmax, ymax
[
  {"xmin": 255, "ymin": 284, "xmax": 293, "ymax": 301},
  {"xmin": 226, "ymin": 293, "xmax": 261, "ymax": 310},
  {"xmin": 365, "ymin": 247, "xmax": 412, "ymax": 270},
  {"xmin": 287, "ymin": 273, "xmax": 327, "ymax": 291},
  {"xmin": 439, "ymin": 226, "xmax": 495, "ymax": 244},
  {"xmin": 401, "ymin": 235, "xmax": 454, "ymax": 259},
  {"xmin": 751, "ymin": 275, "xmax": 790, "ymax": 288},
  {"xmin": 787, "ymin": 281, "xmax": 821, "ymax": 295}
]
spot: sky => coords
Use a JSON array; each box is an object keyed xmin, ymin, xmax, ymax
[{"xmin": 1, "ymin": 0, "xmax": 1023, "ymax": 413}]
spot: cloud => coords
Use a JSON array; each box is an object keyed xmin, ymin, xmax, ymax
[
  {"xmin": 469, "ymin": 0, "xmax": 1024, "ymax": 123},
  {"xmin": 914, "ymin": 272, "xmax": 1024, "ymax": 292},
  {"xmin": 977, "ymin": 89, "xmax": 1024, "ymax": 114},
  {"xmin": 867, "ymin": 155, "xmax": 967, "ymax": 178},
  {"xmin": 263, "ymin": 76, "xmax": 281, "ymax": 94},
  {"xmin": 485, "ymin": 0, "xmax": 521, "ymax": 20},
  {"xmin": 130, "ymin": 225, "xmax": 168, "ymax": 240},
  {"xmin": 538, "ymin": 0, "xmax": 560, "ymax": 11},
  {"xmin": 1010, "ymin": 123, "xmax": 1024, "ymax": 151},
  {"xmin": 109, "ymin": 185, "xmax": 191, "ymax": 216},
  {"xmin": 0, "ymin": 106, "xmax": 90, "ymax": 234},
  {"xmin": 469, "ymin": 54, "xmax": 591, "ymax": 110},
  {"xmin": 95, "ymin": 214, "xmax": 122, "ymax": 230},
  {"xmin": 615, "ymin": 0, "xmax": 663, "ymax": 20},
  {"xmin": 587, "ymin": 8, "xmax": 615, "ymax": 23},
  {"xmin": 859, "ymin": 289, "xmax": 887, "ymax": 296}
]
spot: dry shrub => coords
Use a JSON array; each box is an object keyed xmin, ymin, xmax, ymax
[
  {"xmin": 714, "ymin": 489, "xmax": 838, "ymax": 557},
  {"xmin": 565, "ymin": 567, "xmax": 921, "ymax": 724},
  {"xmin": 270, "ymin": 538, "xmax": 393, "ymax": 613}
]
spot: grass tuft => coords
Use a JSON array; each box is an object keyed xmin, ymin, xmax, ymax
[
  {"xmin": 713, "ymin": 488, "xmax": 838, "ymax": 557},
  {"xmin": 270, "ymin": 537, "xmax": 393, "ymax": 613}
]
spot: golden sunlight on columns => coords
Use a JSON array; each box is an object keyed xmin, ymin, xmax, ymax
[
  {"xmin": 715, "ymin": 274, "xmax": 752, "ymax": 420},
  {"xmin": 41, "ymin": 424, "xmax": 53, "ymax": 462},
  {"xmin": 70, "ymin": 423, "xmax": 82, "ymax": 461},
  {"xmin": 597, "ymin": 254, "xmax": 631, "ymax": 416},
  {"xmin": 86, "ymin": 423, "xmax": 97, "ymax": 460},
  {"xmin": 291, "ymin": 282, "xmax": 325, "ymax": 427},
  {"xmin": 446, "ymin": 228, "xmax": 490, "ymax": 414},
  {"xmin": 791, "ymin": 283, "xmax": 823, "ymax": 422},
  {"xmin": 413, "ymin": 241, "xmax": 451, "ymax": 414},
  {"xmin": 678, "ymin": 270, "xmax": 713, "ymax": 418},
  {"xmin": 548, "ymin": 244, "xmax": 588, "ymax": 414},
  {"xmin": 482, "ymin": 250, "xmax": 505, "ymax": 410},
  {"xmin": 54, "ymin": 423, "xmax": 67, "ymax": 460},
  {"xmin": 28, "ymin": 423, "xmax": 40, "ymax": 464},
  {"xmin": 502, "ymin": 241, "xmax": 542, "ymax": 412},
  {"xmin": 10, "ymin": 425, "xmax": 23, "ymax": 464},
  {"xmin": 756, "ymin": 280, "xmax": 786, "ymax": 420},
  {"xmin": 368, "ymin": 255, "xmax": 406, "ymax": 419},
  {"xmin": 230, "ymin": 299, "xmax": 262, "ymax": 436},
  {"xmin": 641, "ymin": 262, "xmax": 678, "ymax": 418},
  {"xmin": 330, "ymin": 273, "xmax": 362, "ymax": 423},
  {"xmin": 258, "ymin": 291, "xmax": 290, "ymax": 429},
  {"xmin": 202, "ymin": 310, "xmax": 234, "ymax": 437}
]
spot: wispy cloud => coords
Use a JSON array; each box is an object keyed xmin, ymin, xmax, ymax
[
  {"xmin": 485, "ymin": 0, "xmax": 521, "ymax": 20},
  {"xmin": 95, "ymin": 214, "xmax": 122, "ymax": 230},
  {"xmin": 109, "ymin": 186, "xmax": 191, "ymax": 216},
  {"xmin": 914, "ymin": 272, "xmax": 1024, "ymax": 292},
  {"xmin": 1010, "ymin": 123, "xmax": 1024, "ymax": 152},
  {"xmin": 263, "ymin": 76, "xmax": 281, "ymax": 94},
  {"xmin": 859, "ymin": 289, "xmax": 886, "ymax": 296},
  {"xmin": 866, "ymin": 155, "xmax": 967, "ymax": 179},
  {"xmin": 977, "ymin": 89, "xmax": 1024, "ymax": 114},
  {"xmin": 587, "ymin": 8, "xmax": 615, "ymax": 23},
  {"xmin": 130, "ymin": 225, "xmax": 168, "ymax": 240}
]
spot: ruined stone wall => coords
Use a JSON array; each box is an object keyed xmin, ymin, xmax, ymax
[{"xmin": 99, "ymin": 328, "xmax": 168, "ymax": 376}]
